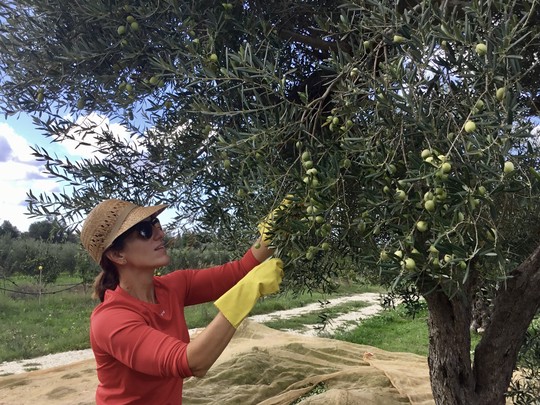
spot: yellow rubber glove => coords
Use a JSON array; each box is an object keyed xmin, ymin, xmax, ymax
[
  {"xmin": 257, "ymin": 195, "xmax": 294, "ymax": 244},
  {"xmin": 215, "ymin": 258, "xmax": 284, "ymax": 328}
]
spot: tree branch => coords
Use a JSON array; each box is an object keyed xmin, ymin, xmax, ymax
[
  {"xmin": 473, "ymin": 244, "xmax": 540, "ymax": 402},
  {"xmin": 277, "ymin": 28, "xmax": 352, "ymax": 56}
]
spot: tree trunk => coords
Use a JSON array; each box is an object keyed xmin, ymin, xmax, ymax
[
  {"xmin": 472, "ymin": 245, "xmax": 540, "ymax": 404},
  {"xmin": 423, "ymin": 244, "xmax": 540, "ymax": 405},
  {"xmin": 424, "ymin": 290, "xmax": 478, "ymax": 405}
]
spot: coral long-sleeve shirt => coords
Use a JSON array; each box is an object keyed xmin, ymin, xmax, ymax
[{"xmin": 90, "ymin": 249, "xmax": 260, "ymax": 405}]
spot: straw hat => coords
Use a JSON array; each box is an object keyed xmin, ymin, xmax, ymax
[{"xmin": 80, "ymin": 199, "xmax": 168, "ymax": 264}]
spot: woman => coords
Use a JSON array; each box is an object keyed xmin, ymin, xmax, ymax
[{"xmin": 80, "ymin": 198, "xmax": 284, "ymax": 404}]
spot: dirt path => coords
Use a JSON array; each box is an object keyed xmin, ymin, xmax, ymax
[
  {"xmin": 0, "ymin": 292, "xmax": 385, "ymax": 375},
  {"xmin": 250, "ymin": 292, "xmax": 385, "ymax": 336}
]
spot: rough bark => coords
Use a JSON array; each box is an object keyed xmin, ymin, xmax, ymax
[
  {"xmin": 473, "ymin": 244, "xmax": 540, "ymax": 404},
  {"xmin": 423, "ymin": 244, "xmax": 540, "ymax": 405},
  {"xmin": 424, "ymin": 290, "xmax": 477, "ymax": 405}
]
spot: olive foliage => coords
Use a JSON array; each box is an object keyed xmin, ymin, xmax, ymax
[
  {"xmin": 1, "ymin": 0, "xmax": 540, "ymax": 403},
  {"xmin": 1, "ymin": 0, "xmax": 538, "ymax": 288}
]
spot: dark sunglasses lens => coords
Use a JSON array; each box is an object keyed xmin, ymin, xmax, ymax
[{"xmin": 137, "ymin": 221, "xmax": 154, "ymax": 239}]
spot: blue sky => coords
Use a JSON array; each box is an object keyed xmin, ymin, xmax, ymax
[
  {"xmin": 0, "ymin": 113, "xmax": 64, "ymax": 232},
  {"xmin": 0, "ymin": 113, "xmax": 128, "ymax": 232},
  {"xmin": 0, "ymin": 112, "xmax": 177, "ymax": 233}
]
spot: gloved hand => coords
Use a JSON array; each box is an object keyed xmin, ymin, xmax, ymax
[
  {"xmin": 215, "ymin": 258, "xmax": 284, "ymax": 328},
  {"xmin": 257, "ymin": 195, "xmax": 294, "ymax": 244}
]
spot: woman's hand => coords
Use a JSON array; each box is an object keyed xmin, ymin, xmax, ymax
[{"xmin": 214, "ymin": 258, "xmax": 284, "ymax": 328}]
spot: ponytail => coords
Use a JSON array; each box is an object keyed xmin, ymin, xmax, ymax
[
  {"xmin": 92, "ymin": 257, "xmax": 120, "ymax": 302},
  {"xmin": 92, "ymin": 237, "xmax": 125, "ymax": 302}
]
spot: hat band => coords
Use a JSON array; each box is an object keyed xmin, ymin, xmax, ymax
[{"xmin": 102, "ymin": 204, "xmax": 138, "ymax": 251}]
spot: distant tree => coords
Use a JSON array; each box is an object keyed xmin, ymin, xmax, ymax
[
  {"xmin": 27, "ymin": 220, "xmax": 55, "ymax": 241},
  {"xmin": 164, "ymin": 232, "xmax": 231, "ymax": 271},
  {"xmin": 0, "ymin": 235, "xmax": 15, "ymax": 277},
  {"xmin": 74, "ymin": 247, "xmax": 99, "ymax": 294},
  {"xmin": 27, "ymin": 219, "xmax": 73, "ymax": 243},
  {"xmin": 55, "ymin": 242, "xmax": 82, "ymax": 276},
  {"xmin": 23, "ymin": 241, "xmax": 60, "ymax": 284},
  {"xmin": 0, "ymin": 220, "xmax": 20, "ymax": 239}
]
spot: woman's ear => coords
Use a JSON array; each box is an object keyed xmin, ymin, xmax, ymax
[{"xmin": 105, "ymin": 249, "xmax": 126, "ymax": 265}]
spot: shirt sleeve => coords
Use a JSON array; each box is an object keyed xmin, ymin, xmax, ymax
[
  {"xmin": 182, "ymin": 248, "xmax": 261, "ymax": 306},
  {"xmin": 92, "ymin": 306, "xmax": 194, "ymax": 378}
]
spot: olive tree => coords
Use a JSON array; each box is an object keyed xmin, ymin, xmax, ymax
[{"xmin": 1, "ymin": 0, "xmax": 539, "ymax": 403}]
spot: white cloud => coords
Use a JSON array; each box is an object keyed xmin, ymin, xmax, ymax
[
  {"xmin": 61, "ymin": 112, "xmax": 137, "ymax": 157},
  {"xmin": 0, "ymin": 122, "xmax": 60, "ymax": 232},
  {"xmin": 0, "ymin": 114, "xmax": 158, "ymax": 233}
]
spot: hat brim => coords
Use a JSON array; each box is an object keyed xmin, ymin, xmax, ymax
[{"xmin": 109, "ymin": 203, "xmax": 168, "ymax": 246}]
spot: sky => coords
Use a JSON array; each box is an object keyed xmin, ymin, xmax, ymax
[
  {"xmin": 0, "ymin": 113, "xmax": 133, "ymax": 232},
  {"xmin": 0, "ymin": 110, "xmax": 183, "ymax": 234},
  {"xmin": 0, "ymin": 114, "xmax": 59, "ymax": 232}
]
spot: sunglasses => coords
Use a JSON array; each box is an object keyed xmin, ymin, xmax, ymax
[{"xmin": 131, "ymin": 217, "xmax": 161, "ymax": 240}]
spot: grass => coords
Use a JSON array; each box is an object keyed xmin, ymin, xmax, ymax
[
  {"xmin": 262, "ymin": 300, "xmax": 370, "ymax": 331},
  {"xmin": 335, "ymin": 305, "xmax": 431, "ymax": 356},
  {"xmin": 0, "ymin": 291, "xmax": 94, "ymax": 362},
  {"xmin": 183, "ymin": 282, "xmax": 382, "ymax": 329},
  {"xmin": 1, "ymin": 274, "xmax": 483, "ymax": 364},
  {"xmin": 0, "ymin": 276, "xmax": 380, "ymax": 362},
  {"xmin": 334, "ymin": 304, "xmax": 482, "ymax": 357}
]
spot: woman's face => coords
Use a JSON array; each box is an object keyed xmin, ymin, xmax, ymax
[{"xmin": 119, "ymin": 217, "xmax": 171, "ymax": 270}]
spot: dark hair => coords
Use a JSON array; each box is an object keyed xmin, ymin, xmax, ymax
[{"xmin": 92, "ymin": 235, "xmax": 128, "ymax": 302}]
